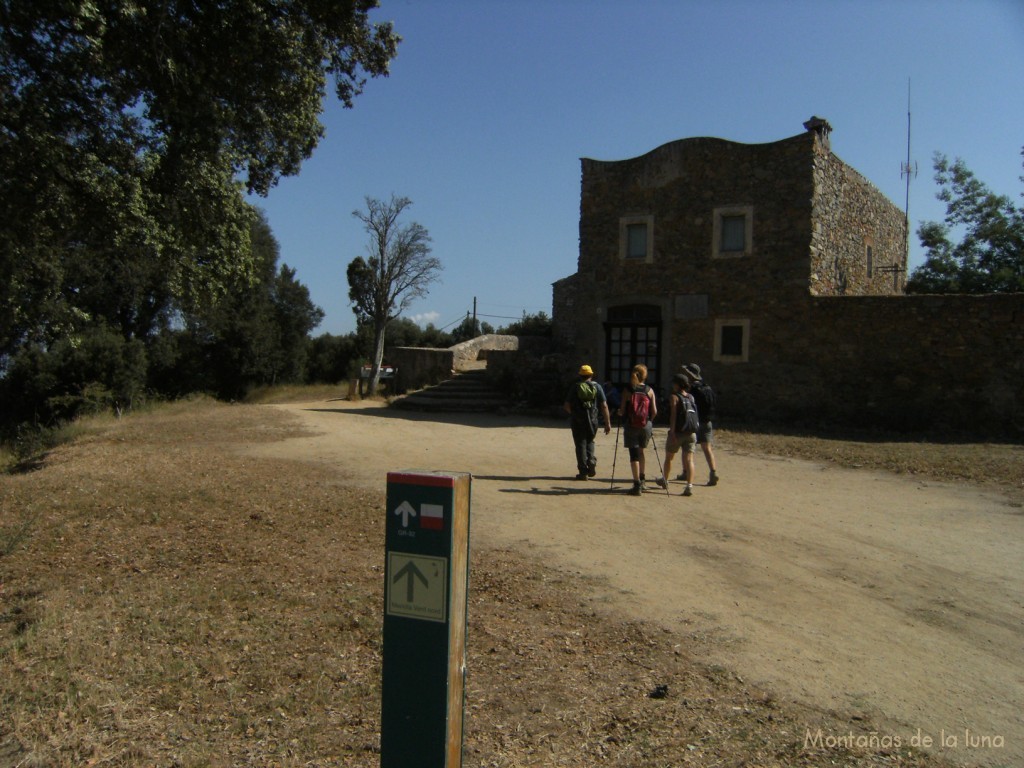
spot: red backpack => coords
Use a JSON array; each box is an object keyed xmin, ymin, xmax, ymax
[{"xmin": 627, "ymin": 385, "xmax": 651, "ymax": 428}]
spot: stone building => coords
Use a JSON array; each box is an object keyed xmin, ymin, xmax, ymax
[{"xmin": 552, "ymin": 118, "xmax": 1024, "ymax": 432}]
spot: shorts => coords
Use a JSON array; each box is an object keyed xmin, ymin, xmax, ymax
[
  {"xmin": 622, "ymin": 423, "xmax": 652, "ymax": 450},
  {"xmin": 696, "ymin": 421, "xmax": 714, "ymax": 445},
  {"xmin": 666, "ymin": 431, "xmax": 696, "ymax": 456}
]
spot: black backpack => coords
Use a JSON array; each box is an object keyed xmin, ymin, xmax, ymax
[
  {"xmin": 676, "ymin": 393, "xmax": 700, "ymax": 434},
  {"xmin": 692, "ymin": 381, "xmax": 717, "ymax": 422}
]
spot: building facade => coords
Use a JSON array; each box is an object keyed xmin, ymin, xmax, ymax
[{"xmin": 552, "ymin": 119, "xmax": 1023, "ymax": 432}]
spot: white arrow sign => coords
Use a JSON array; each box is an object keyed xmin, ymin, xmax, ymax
[{"xmin": 394, "ymin": 501, "xmax": 418, "ymax": 528}]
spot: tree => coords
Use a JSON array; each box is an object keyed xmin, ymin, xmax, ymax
[
  {"xmin": 497, "ymin": 311, "xmax": 553, "ymax": 337},
  {"xmin": 306, "ymin": 333, "xmax": 361, "ymax": 384},
  {"xmin": 0, "ymin": 325, "xmax": 148, "ymax": 435},
  {"xmin": 450, "ymin": 314, "xmax": 493, "ymax": 343},
  {"xmin": 0, "ymin": 1, "xmax": 398, "ymax": 364},
  {"xmin": 383, "ymin": 317, "xmax": 448, "ymax": 348},
  {"xmin": 347, "ymin": 195, "xmax": 441, "ymax": 395},
  {"xmin": 158, "ymin": 209, "xmax": 324, "ymax": 399},
  {"xmin": 906, "ymin": 149, "xmax": 1024, "ymax": 294}
]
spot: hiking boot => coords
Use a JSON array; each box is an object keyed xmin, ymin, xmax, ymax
[
  {"xmin": 628, "ymin": 482, "xmax": 642, "ymax": 496},
  {"xmin": 682, "ymin": 484, "xmax": 693, "ymax": 497},
  {"xmin": 708, "ymin": 471, "xmax": 719, "ymax": 486},
  {"xmin": 654, "ymin": 477, "xmax": 668, "ymax": 490},
  {"xmin": 587, "ymin": 463, "xmax": 597, "ymax": 478},
  {"xmin": 574, "ymin": 472, "xmax": 588, "ymax": 481},
  {"xmin": 675, "ymin": 473, "xmax": 687, "ymax": 481}
]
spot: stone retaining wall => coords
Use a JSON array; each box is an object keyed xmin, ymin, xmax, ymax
[
  {"xmin": 709, "ymin": 293, "xmax": 1024, "ymax": 433},
  {"xmin": 387, "ymin": 335, "xmax": 553, "ymax": 395}
]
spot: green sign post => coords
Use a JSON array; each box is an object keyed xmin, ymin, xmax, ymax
[{"xmin": 381, "ymin": 471, "xmax": 471, "ymax": 768}]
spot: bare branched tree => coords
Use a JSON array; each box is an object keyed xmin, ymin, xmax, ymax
[{"xmin": 347, "ymin": 195, "xmax": 441, "ymax": 395}]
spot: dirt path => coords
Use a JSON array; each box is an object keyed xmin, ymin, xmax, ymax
[{"xmin": 249, "ymin": 400, "xmax": 1023, "ymax": 767}]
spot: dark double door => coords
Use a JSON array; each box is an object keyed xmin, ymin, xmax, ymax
[{"xmin": 605, "ymin": 305, "xmax": 661, "ymax": 394}]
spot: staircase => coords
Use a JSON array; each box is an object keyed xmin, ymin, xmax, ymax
[{"xmin": 393, "ymin": 368, "xmax": 508, "ymax": 413}]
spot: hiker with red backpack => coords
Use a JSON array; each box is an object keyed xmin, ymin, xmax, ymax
[
  {"xmin": 617, "ymin": 363, "xmax": 658, "ymax": 496},
  {"xmin": 563, "ymin": 364, "xmax": 611, "ymax": 480}
]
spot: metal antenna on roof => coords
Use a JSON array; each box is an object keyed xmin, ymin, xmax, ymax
[
  {"xmin": 900, "ymin": 78, "xmax": 918, "ymax": 266},
  {"xmin": 881, "ymin": 79, "xmax": 916, "ymax": 286}
]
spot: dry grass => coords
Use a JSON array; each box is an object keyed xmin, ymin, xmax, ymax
[
  {"xmin": 719, "ymin": 426, "xmax": 1024, "ymax": 502},
  {"xmin": 1, "ymin": 396, "xmax": 1006, "ymax": 767},
  {"xmin": 244, "ymin": 384, "xmax": 351, "ymax": 405}
]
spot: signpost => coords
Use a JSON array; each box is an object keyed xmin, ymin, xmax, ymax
[{"xmin": 381, "ymin": 471, "xmax": 471, "ymax": 768}]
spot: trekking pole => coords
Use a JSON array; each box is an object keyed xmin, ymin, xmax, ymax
[
  {"xmin": 609, "ymin": 422, "xmax": 621, "ymax": 490},
  {"xmin": 649, "ymin": 426, "xmax": 671, "ymax": 497}
]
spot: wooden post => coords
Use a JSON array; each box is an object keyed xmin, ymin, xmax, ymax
[{"xmin": 381, "ymin": 471, "xmax": 471, "ymax": 768}]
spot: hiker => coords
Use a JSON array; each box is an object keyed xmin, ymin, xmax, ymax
[
  {"xmin": 656, "ymin": 373, "xmax": 698, "ymax": 496},
  {"xmin": 563, "ymin": 364, "xmax": 611, "ymax": 480},
  {"xmin": 618, "ymin": 364, "xmax": 657, "ymax": 495},
  {"xmin": 680, "ymin": 363, "xmax": 719, "ymax": 486}
]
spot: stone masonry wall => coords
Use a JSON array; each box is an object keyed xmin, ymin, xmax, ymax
[
  {"xmin": 557, "ymin": 132, "xmax": 821, "ymax": 388},
  {"xmin": 706, "ymin": 293, "xmax": 1024, "ymax": 433},
  {"xmin": 810, "ymin": 145, "xmax": 907, "ymax": 296},
  {"xmin": 388, "ymin": 335, "xmax": 551, "ymax": 395},
  {"xmin": 577, "ymin": 133, "xmax": 816, "ymax": 305}
]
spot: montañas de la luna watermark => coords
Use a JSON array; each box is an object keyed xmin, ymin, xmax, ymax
[{"xmin": 805, "ymin": 728, "xmax": 1006, "ymax": 752}]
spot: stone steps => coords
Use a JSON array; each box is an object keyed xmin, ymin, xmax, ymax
[{"xmin": 393, "ymin": 369, "xmax": 508, "ymax": 413}]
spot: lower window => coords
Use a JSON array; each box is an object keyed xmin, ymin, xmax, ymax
[{"xmin": 714, "ymin": 319, "xmax": 750, "ymax": 362}]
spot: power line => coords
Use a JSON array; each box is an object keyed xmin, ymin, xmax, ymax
[
  {"xmin": 438, "ymin": 315, "xmax": 467, "ymax": 331},
  {"xmin": 476, "ymin": 312, "xmax": 526, "ymax": 321},
  {"xmin": 430, "ymin": 303, "xmax": 549, "ymax": 332}
]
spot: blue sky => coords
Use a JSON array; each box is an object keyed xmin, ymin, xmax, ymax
[{"xmin": 250, "ymin": 0, "xmax": 1024, "ymax": 337}]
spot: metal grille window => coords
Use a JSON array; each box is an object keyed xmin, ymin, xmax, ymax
[
  {"xmin": 605, "ymin": 305, "xmax": 662, "ymax": 392},
  {"xmin": 626, "ymin": 223, "xmax": 648, "ymax": 259},
  {"xmin": 619, "ymin": 215, "xmax": 654, "ymax": 263},
  {"xmin": 720, "ymin": 215, "xmax": 746, "ymax": 252},
  {"xmin": 712, "ymin": 206, "xmax": 753, "ymax": 258}
]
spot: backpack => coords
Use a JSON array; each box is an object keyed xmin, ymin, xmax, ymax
[
  {"xmin": 692, "ymin": 381, "xmax": 717, "ymax": 422},
  {"xmin": 627, "ymin": 385, "xmax": 651, "ymax": 429},
  {"xmin": 676, "ymin": 393, "xmax": 699, "ymax": 434},
  {"xmin": 576, "ymin": 380, "xmax": 598, "ymax": 408}
]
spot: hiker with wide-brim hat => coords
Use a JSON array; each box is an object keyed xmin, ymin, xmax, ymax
[{"xmin": 679, "ymin": 363, "xmax": 720, "ymax": 486}]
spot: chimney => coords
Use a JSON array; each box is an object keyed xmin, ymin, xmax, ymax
[{"xmin": 803, "ymin": 115, "xmax": 832, "ymax": 150}]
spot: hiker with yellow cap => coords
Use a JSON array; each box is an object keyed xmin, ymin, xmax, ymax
[{"xmin": 563, "ymin": 364, "xmax": 612, "ymax": 480}]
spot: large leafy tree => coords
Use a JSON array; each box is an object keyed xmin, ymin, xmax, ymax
[
  {"xmin": 0, "ymin": 0, "xmax": 398, "ymax": 363},
  {"xmin": 906, "ymin": 149, "xmax": 1024, "ymax": 294},
  {"xmin": 347, "ymin": 195, "xmax": 441, "ymax": 395}
]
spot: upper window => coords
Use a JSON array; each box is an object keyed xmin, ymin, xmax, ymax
[
  {"xmin": 720, "ymin": 215, "xmax": 746, "ymax": 252},
  {"xmin": 712, "ymin": 206, "xmax": 753, "ymax": 258},
  {"xmin": 627, "ymin": 223, "xmax": 647, "ymax": 259},
  {"xmin": 619, "ymin": 215, "xmax": 654, "ymax": 263}
]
